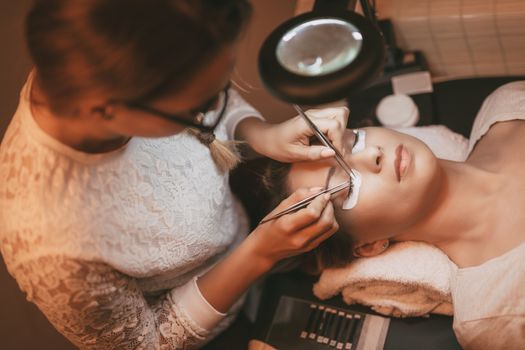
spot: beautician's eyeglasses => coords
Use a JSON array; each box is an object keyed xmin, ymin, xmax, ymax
[{"xmin": 125, "ymin": 84, "xmax": 230, "ymax": 133}]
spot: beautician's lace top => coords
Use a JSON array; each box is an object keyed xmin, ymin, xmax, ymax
[{"xmin": 0, "ymin": 75, "xmax": 261, "ymax": 349}]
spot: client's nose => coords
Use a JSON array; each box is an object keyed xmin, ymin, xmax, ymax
[{"xmin": 347, "ymin": 146, "xmax": 383, "ymax": 174}]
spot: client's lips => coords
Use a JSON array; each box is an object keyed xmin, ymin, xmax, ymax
[{"xmin": 394, "ymin": 144, "xmax": 411, "ymax": 182}]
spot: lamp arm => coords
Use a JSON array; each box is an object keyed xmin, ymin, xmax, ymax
[
  {"xmin": 312, "ymin": 0, "xmax": 378, "ymax": 27},
  {"xmin": 359, "ymin": 0, "xmax": 379, "ymax": 26}
]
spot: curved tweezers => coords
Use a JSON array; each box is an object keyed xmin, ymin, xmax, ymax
[{"xmin": 258, "ymin": 180, "xmax": 350, "ymax": 225}]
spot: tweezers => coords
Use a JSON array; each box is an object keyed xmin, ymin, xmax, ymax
[
  {"xmin": 293, "ymin": 105, "xmax": 358, "ymax": 181},
  {"xmin": 258, "ymin": 106, "xmax": 356, "ymax": 225},
  {"xmin": 258, "ymin": 180, "xmax": 351, "ymax": 225}
]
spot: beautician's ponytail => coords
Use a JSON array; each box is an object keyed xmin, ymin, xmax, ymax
[
  {"xmin": 207, "ymin": 138, "xmax": 242, "ymax": 173},
  {"xmin": 189, "ymin": 129, "xmax": 242, "ymax": 172}
]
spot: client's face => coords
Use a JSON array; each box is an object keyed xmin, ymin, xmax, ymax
[{"xmin": 287, "ymin": 127, "xmax": 441, "ymax": 243}]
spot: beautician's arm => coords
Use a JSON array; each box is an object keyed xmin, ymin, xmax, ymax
[
  {"xmin": 198, "ymin": 187, "xmax": 338, "ymax": 313},
  {"xmin": 12, "ymin": 190, "xmax": 337, "ymax": 350},
  {"xmin": 236, "ymin": 107, "xmax": 349, "ymax": 163}
]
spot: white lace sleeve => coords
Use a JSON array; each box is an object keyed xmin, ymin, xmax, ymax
[
  {"xmin": 222, "ymin": 88, "xmax": 264, "ymax": 141},
  {"xmin": 12, "ymin": 255, "xmax": 213, "ymax": 350}
]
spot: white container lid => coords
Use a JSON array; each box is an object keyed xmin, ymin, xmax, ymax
[{"xmin": 376, "ymin": 94, "xmax": 419, "ymax": 127}]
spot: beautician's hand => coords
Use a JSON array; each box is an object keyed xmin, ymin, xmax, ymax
[
  {"xmin": 196, "ymin": 187, "xmax": 338, "ymax": 313},
  {"xmin": 239, "ymin": 107, "xmax": 349, "ymax": 162},
  {"xmin": 246, "ymin": 187, "xmax": 339, "ymax": 266}
]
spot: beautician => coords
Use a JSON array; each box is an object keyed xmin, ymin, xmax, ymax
[{"xmin": 0, "ymin": 0, "xmax": 347, "ymax": 348}]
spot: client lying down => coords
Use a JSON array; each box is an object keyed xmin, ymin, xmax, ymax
[{"xmin": 253, "ymin": 82, "xmax": 525, "ymax": 349}]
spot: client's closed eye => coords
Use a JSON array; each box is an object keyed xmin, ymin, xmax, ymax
[
  {"xmin": 351, "ymin": 129, "xmax": 366, "ymax": 153},
  {"xmin": 327, "ymin": 166, "xmax": 355, "ymax": 204},
  {"xmin": 343, "ymin": 173, "xmax": 360, "ymax": 209},
  {"xmin": 331, "ymin": 129, "xmax": 365, "ymax": 210}
]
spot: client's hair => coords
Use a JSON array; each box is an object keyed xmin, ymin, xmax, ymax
[{"xmin": 230, "ymin": 158, "xmax": 354, "ymax": 274}]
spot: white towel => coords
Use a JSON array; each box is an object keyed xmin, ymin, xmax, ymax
[
  {"xmin": 313, "ymin": 242, "xmax": 455, "ymax": 318},
  {"xmin": 393, "ymin": 125, "xmax": 469, "ymax": 162}
]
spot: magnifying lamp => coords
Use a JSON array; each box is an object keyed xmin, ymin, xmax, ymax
[{"xmin": 258, "ymin": 8, "xmax": 385, "ymax": 105}]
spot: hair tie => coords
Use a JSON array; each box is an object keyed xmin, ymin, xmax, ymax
[
  {"xmin": 187, "ymin": 128, "xmax": 241, "ymax": 172},
  {"xmin": 196, "ymin": 132, "xmax": 216, "ymax": 146}
]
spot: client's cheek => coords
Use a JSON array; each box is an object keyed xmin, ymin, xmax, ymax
[{"xmin": 331, "ymin": 190, "xmax": 348, "ymax": 209}]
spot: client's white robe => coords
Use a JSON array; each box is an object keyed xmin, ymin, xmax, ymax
[
  {"xmin": 449, "ymin": 82, "xmax": 525, "ymax": 350},
  {"xmin": 404, "ymin": 82, "xmax": 525, "ymax": 349}
]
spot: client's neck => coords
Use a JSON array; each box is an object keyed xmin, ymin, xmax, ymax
[{"xmin": 397, "ymin": 159, "xmax": 503, "ymax": 266}]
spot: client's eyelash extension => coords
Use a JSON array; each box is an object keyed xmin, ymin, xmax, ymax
[
  {"xmin": 351, "ymin": 129, "xmax": 364, "ymax": 154},
  {"xmin": 325, "ymin": 166, "xmax": 354, "ymax": 201},
  {"xmin": 348, "ymin": 177, "xmax": 354, "ymax": 196},
  {"xmin": 346, "ymin": 129, "xmax": 361, "ymax": 197},
  {"xmin": 353, "ymin": 129, "xmax": 360, "ymax": 148}
]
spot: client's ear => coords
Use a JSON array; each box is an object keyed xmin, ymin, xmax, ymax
[{"xmin": 352, "ymin": 240, "xmax": 389, "ymax": 258}]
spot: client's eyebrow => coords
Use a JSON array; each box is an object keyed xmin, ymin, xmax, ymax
[{"xmin": 324, "ymin": 166, "xmax": 336, "ymax": 189}]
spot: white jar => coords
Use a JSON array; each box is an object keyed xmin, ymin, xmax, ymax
[{"xmin": 376, "ymin": 94, "xmax": 419, "ymax": 127}]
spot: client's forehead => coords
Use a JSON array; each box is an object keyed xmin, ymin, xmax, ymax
[{"xmin": 288, "ymin": 158, "xmax": 335, "ymax": 191}]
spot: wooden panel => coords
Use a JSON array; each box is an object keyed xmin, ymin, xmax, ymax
[
  {"xmin": 377, "ymin": 0, "xmax": 525, "ymax": 79},
  {"xmin": 233, "ymin": 0, "xmax": 297, "ymax": 123},
  {"xmin": 0, "ymin": 1, "xmax": 33, "ymax": 140}
]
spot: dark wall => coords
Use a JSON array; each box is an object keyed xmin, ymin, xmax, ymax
[
  {"xmin": 0, "ymin": 2, "xmax": 76, "ymax": 349},
  {"xmin": 0, "ymin": 1, "xmax": 32, "ymax": 139}
]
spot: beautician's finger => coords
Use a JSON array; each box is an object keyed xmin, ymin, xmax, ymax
[
  {"xmin": 288, "ymin": 224, "xmax": 336, "ymax": 254},
  {"xmin": 279, "ymin": 193, "xmax": 331, "ymax": 232},
  {"xmin": 305, "ymin": 223, "xmax": 339, "ymax": 251},
  {"xmin": 261, "ymin": 187, "xmax": 322, "ymax": 223},
  {"xmin": 309, "ymin": 117, "xmax": 347, "ymax": 153},
  {"xmin": 290, "ymin": 144, "xmax": 335, "ymax": 161},
  {"xmin": 289, "ymin": 202, "xmax": 337, "ymax": 252},
  {"xmin": 289, "ymin": 116, "xmax": 342, "ymax": 160},
  {"xmin": 300, "ymin": 200, "xmax": 337, "ymax": 243},
  {"xmin": 307, "ymin": 107, "xmax": 350, "ymax": 152},
  {"xmin": 272, "ymin": 188, "xmax": 315, "ymax": 211},
  {"xmin": 307, "ymin": 107, "xmax": 350, "ymax": 126}
]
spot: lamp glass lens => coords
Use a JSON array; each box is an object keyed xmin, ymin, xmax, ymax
[{"xmin": 276, "ymin": 18, "xmax": 363, "ymax": 77}]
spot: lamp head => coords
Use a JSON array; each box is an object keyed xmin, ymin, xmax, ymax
[{"xmin": 259, "ymin": 10, "xmax": 385, "ymax": 105}]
